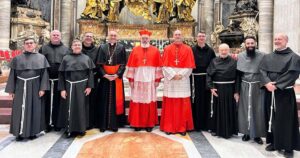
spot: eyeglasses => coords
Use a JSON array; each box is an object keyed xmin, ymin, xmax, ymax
[{"xmin": 25, "ymin": 42, "xmax": 34, "ymax": 45}]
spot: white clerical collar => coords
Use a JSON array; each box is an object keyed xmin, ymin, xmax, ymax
[
  {"xmin": 141, "ymin": 43, "xmax": 150, "ymax": 48},
  {"xmin": 275, "ymin": 47, "xmax": 288, "ymax": 51}
]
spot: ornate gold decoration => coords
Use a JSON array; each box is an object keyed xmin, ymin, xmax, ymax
[
  {"xmin": 81, "ymin": 0, "xmax": 108, "ymax": 20},
  {"xmin": 107, "ymin": 23, "xmax": 169, "ymax": 40},
  {"xmin": 240, "ymin": 17, "xmax": 259, "ymax": 37},
  {"xmin": 125, "ymin": 0, "xmax": 152, "ymax": 21},
  {"xmin": 211, "ymin": 21, "xmax": 224, "ymax": 50}
]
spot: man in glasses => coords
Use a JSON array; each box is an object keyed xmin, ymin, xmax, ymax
[
  {"xmin": 81, "ymin": 32, "xmax": 99, "ymax": 129},
  {"xmin": 5, "ymin": 38, "xmax": 50, "ymax": 141}
]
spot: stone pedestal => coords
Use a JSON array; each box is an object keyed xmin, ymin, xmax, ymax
[
  {"xmin": 107, "ymin": 23, "xmax": 169, "ymax": 40},
  {"xmin": 0, "ymin": 0, "xmax": 11, "ymax": 50},
  {"xmin": 258, "ymin": 0, "xmax": 273, "ymax": 54},
  {"xmin": 78, "ymin": 19, "xmax": 107, "ymax": 40},
  {"xmin": 10, "ymin": 7, "xmax": 50, "ymax": 49},
  {"xmin": 169, "ymin": 23, "xmax": 196, "ymax": 40},
  {"xmin": 10, "ymin": 7, "xmax": 49, "ymax": 39},
  {"xmin": 274, "ymin": 0, "xmax": 300, "ymax": 54}
]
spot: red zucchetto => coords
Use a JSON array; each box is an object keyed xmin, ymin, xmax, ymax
[{"xmin": 139, "ymin": 29, "xmax": 152, "ymax": 36}]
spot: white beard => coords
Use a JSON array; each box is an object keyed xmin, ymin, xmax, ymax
[{"xmin": 141, "ymin": 43, "xmax": 150, "ymax": 48}]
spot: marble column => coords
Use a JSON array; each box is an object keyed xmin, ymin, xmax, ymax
[
  {"xmin": 0, "ymin": 0, "xmax": 11, "ymax": 50},
  {"xmin": 61, "ymin": 0, "xmax": 72, "ymax": 46},
  {"xmin": 258, "ymin": 0, "xmax": 273, "ymax": 53},
  {"xmin": 274, "ymin": 0, "xmax": 300, "ymax": 54},
  {"xmin": 214, "ymin": 0, "xmax": 221, "ymax": 26},
  {"xmin": 52, "ymin": 0, "xmax": 61, "ymax": 30},
  {"xmin": 202, "ymin": 0, "xmax": 214, "ymax": 45}
]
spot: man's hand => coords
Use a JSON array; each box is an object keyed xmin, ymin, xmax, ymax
[
  {"xmin": 211, "ymin": 88, "xmax": 218, "ymax": 97},
  {"xmin": 130, "ymin": 82, "xmax": 134, "ymax": 89},
  {"xmin": 173, "ymin": 74, "xmax": 183, "ymax": 80},
  {"xmin": 111, "ymin": 74, "xmax": 119, "ymax": 81},
  {"xmin": 9, "ymin": 93, "xmax": 14, "ymax": 99},
  {"xmin": 61, "ymin": 90, "xmax": 67, "ymax": 99},
  {"xmin": 104, "ymin": 74, "xmax": 118, "ymax": 81},
  {"xmin": 155, "ymin": 82, "xmax": 159, "ymax": 87},
  {"xmin": 265, "ymin": 82, "xmax": 277, "ymax": 92},
  {"xmin": 84, "ymin": 88, "xmax": 91, "ymax": 96},
  {"xmin": 234, "ymin": 93, "xmax": 239, "ymax": 103},
  {"xmin": 39, "ymin": 91, "xmax": 45, "ymax": 97}
]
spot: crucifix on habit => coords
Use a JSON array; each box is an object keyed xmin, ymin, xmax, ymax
[
  {"xmin": 175, "ymin": 47, "xmax": 179, "ymax": 65},
  {"xmin": 108, "ymin": 58, "xmax": 112, "ymax": 64},
  {"xmin": 174, "ymin": 58, "xmax": 179, "ymax": 65}
]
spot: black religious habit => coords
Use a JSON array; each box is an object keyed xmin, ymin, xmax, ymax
[
  {"xmin": 39, "ymin": 42, "xmax": 69, "ymax": 130},
  {"xmin": 82, "ymin": 43, "xmax": 99, "ymax": 128},
  {"xmin": 5, "ymin": 52, "xmax": 50, "ymax": 138},
  {"xmin": 191, "ymin": 44, "xmax": 216, "ymax": 131},
  {"xmin": 259, "ymin": 47, "xmax": 300, "ymax": 151},
  {"xmin": 206, "ymin": 56, "xmax": 239, "ymax": 138},
  {"xmin": 57, "ymin": 53, "xmax": 95, "ymax": 134}
]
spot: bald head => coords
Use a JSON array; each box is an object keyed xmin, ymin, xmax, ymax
[
  {"xmin": 173, "ymin": 30, "xmax": 182, "ymax": 44},
  {"xmin": 218, "ymin": 43, "xmax": 230, "ymax": 58},
  {"xmin": 50, "ymin": 30, "xmax": 62, "ymax": 45},
  {"xmin": 274, "ymin": 33, "xmax": 288, "ymax": 50},
  {"xmin": 108, "ymin": 30, "xmax": 118, "ymax": 44}
]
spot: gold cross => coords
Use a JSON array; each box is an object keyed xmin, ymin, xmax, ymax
[{"xmin": 174, "ymin": 59, "xmax": 179, "ymax": 65}]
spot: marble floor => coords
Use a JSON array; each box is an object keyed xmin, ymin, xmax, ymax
[{"xmin": 0, "ymin": 125, "xmax": 299, "ymax": 158}]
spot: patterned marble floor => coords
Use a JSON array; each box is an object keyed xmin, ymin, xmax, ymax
[{"xmin": 0, "ymin": 125, "xmax": 299, "ymax": 158}]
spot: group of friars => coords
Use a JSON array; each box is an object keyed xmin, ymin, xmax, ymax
[{"xmin": 5, "ymin": 27, "xmax": 300, "ymax": 157}]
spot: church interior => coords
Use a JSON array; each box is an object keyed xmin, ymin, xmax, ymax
[{"xmin": 0, "ymin": 0, "xmax": 299, "ymax": 157}]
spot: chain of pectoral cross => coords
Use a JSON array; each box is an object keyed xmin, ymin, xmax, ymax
[
  {"xmin": 175, "ymin": 47, "xmax": 180, "ymax": 65},
  {"xmin": 143, "ymin": 48, "xmax": 147, "ymax": 64},
  {"xmin": 107, "ymin": 43, "xmax": 117, "ymax": 65}
]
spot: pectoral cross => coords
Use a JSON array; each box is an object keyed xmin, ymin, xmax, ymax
[
  {"xmin": 108, "ymin": 58, "xmax": 112, "ymax": 64},
  {"xmin": 143, "ymin": 58, "xmax": 147, "ymax": 64},
  {"xmin": 174, "ymin": 58, "xmax": 179, "ymax": 65}
]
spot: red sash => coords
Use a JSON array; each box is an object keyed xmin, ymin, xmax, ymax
[{"xmin": 103, "ymin": 65, "xmax": 124, "ymax": 115}]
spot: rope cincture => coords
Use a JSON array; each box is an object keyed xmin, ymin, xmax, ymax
[
  {"xmin": 268, "ymin": 85, "xmax": 294, "ymax": 133},
  {"xmin": 242, "ymin": 80, "xmax": 260, "ymax": 130},
  {"xmin": 49, "ymin": 78, "xmax": 59, "ymax": 126},
  {"xmin": 210, "ymin": 80, "xmax": 235, "ymax": 118},
  {"xmin": 65, "ymin": 78, "xmax": 88, "ymax": 133},
  {"xmin": 17, "ymin": 75, "xmax": 40, "ymax": 135},
  {"xmin": 191, "ymin": 73, "xmax": 207, "ymax": 103}
]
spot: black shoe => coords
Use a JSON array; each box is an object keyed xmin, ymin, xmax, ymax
[
  {"xmin": 265, "ymin": 144, "xmax": 275, "ymax": 151},
  {"xmin": 179, "ymin": 132, "xmax": 186, "ymax": 136},
  {"xmin": 211, "ymin": 132, "xmax": 217, "ymax": 136},
  {"xmin": 99, "ymin": 129, "xmax": 106, "ymax": 132},
  {"xmin": 54, "ymin": 127, "xmax": 61, "ymax": 132},
  {"xmin": 146, "ymin": 128, "xmax": 152, "ymax": 132},
  {"xmin": 45, "ymin": 126, "xmax": 52, "ymax": 133},
  {"xmin": 28, "ymin": 135, "xmax": 37, "ymax": 140},
  {"xmin": 134, "ymin": 128, "xmax": 141, "ymax": 131},
  {"xmin": 78, "ymin": 132, "xmax": 86, "ymax": 137},
  {"xmin": 165, "ymin": 132, "xmax": 171, "ymax": 135},
  {"xmin": 254, "ymin": 137, "xmax": 263, "ymax": 145},
  {"xmin": 15, "ymin": 136, "xmax": 23, "ymax": 141},
  {"xmin": 112, "ymin": 128, "xmax": 118, "ymax": 132},
  {"xmin": 242, "ymin": 135, "xmax": 250, "ymax": 141},
  {"xmin": 283, "ymin": 150, "xmax": 293, "ymax": 158},
  {"xmin": 65, "ymin": 132, "xmax": 72, "ymax": 138}
]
